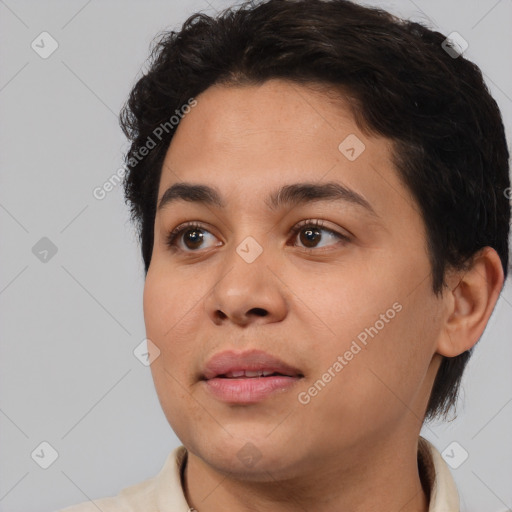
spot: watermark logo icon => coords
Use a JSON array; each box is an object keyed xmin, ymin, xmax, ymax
[
  {"xmin": 236, "ymin": 236, "xmax": 263, "ymax": 263},
  {"xmin": 32, "ymin": 237, "xmax": 58, "ymax": 263},
  {"xmin": 441, "ymin": 441, "xmax": 469, "ymax": 469},
  {"xmin": 338, "ymin": 134, "xmax": 366, "ymax": 161},
  {"xmin": 133, "ymin": 338, "xmax": 161, "ymax": 366},
  {"xmin": 31, "ymin": 32, "xmax": 59, "ymax": 59},
  {"xmin": 237, "ymin": 442, "xmax": 262, "ymax": 468},
  {"xmin": 31, "ymin": 441, "xmax": 59, "ymax": 469},
  {"xmin": 441, "ymin": 32, "xmax": 468, "ymax": 58}
]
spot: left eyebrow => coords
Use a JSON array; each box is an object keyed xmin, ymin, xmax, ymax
[{"xmin": 157, "ymin": 181, "xmax": 378, "ymax": 217}]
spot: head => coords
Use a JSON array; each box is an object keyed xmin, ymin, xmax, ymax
[{"xmin": 120, "ymin": 0, "xmax": 509, "ymax": 475}]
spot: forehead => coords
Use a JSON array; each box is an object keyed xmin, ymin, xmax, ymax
[
  {"xmin": 158, "ymin": 79, "xmax": 418, "ymax": 225},
  {"xmin": 168, "ymin": 80, "xmax": 370, "ymax": 162}
]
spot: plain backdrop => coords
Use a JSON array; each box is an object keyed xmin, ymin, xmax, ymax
[{"xmin": 0, "ymin": 1, "xmax": 511, "ymax": 511}]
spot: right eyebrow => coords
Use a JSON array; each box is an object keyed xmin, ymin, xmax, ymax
[{"xmin": 157, "ymin": 181, "xmax": 379, "ymax": 218}]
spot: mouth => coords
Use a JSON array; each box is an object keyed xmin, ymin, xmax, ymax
[
  {"xmin": 201, "ymin": 349, "xmax": 304, "ymax": 403},
  {"xmin": 201, "ymin": 349, "xmax": 304, "ymax": 380},
  {"xmin": 217, "ymin": 370, "xmax": 297, "ymax": 378},
  {"xmin": 203, "ymin": 373, "xmax": 303, "ymax": 404}
]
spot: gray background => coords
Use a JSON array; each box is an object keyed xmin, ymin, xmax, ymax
[{"xmin": 0, "ymin": 1, "xmax": 510, "ymax": 511}]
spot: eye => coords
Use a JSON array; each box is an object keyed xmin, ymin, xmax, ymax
[
  {"xmin": 165, "ymin": 219, "xmax": 350, "ymax": 253},
  {"xmin": 289, "ymin": 219, "xmax": 350, "ymax": 251},
  {"xmin": 165, "ymin": 222, "xmax": 221, "ymax": 252}
]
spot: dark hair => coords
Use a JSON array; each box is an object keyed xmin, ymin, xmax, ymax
[{"xmin": 119, "ymin": 0, "xmax": 511, "ymax": 420}]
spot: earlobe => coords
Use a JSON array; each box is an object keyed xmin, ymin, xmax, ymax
[{"xmin": 436, "ymin": 247, "xmax": 505, "ymax": 358}]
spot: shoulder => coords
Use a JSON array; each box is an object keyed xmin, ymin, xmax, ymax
[
  {"xmin": 56, "ymin": 475, "xmax": 157, "ymax": 512},
  {"xmin": 56, "ymin": 447, "xmax": 187, "ymax": 512}
]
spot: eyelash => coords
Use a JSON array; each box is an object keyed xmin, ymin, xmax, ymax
[{"xmin": 165, "ymin": 219, "xmax": 350, "ymax": 253}]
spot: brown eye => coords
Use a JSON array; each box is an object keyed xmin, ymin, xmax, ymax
[
  {"xmin": 166, "ymin": 223, "xmax": 220, "ymax": 252},
  {"xmin": 181, "ymin": 228, "xmax": 205, "ymax": 250},
  {"xmin": 298, "ymin": 226, "xmax": 322, "ymax": 248},
  {"xmin": 290, "ymin": 219, "xmax": 350, "ymax": 250},
  {"xmin": 165, "ymin": 219, "xmax": 349, "ymax": 254}
]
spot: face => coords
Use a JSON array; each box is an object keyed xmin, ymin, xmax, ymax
[{"xmin": 143, "ymin": 79, "xmax": 446, "ymax": 479}]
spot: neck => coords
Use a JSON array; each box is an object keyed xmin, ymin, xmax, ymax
[{"xmin": 181, "ymin": 434, "xmax": 429, "ymax": 512}]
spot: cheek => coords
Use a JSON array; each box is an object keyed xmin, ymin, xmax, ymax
[
  {"xmin": 143, "ymin": 263, "xmax": 214, "ymax": 381},
  {"xmin": 143, "ymin": 272, "xmax": 169, "ymax": 343},
  {"xmin": 144, "ymin": 269, "xmax": 206, "ymax": 435},
  {"xmin": 343, "ymin": 292, "xmax": 439, "ymax": 422},
  {"xmin": 143, "ymin": 264, "xmax": 197, "ymax": 341},
  {"xmin": 295, "ymin": 260, "xmax": 437, "ymax": 408},
  {"xmin": 289, "ymin": 262, "xmax": 399, "ymax": 352},
  {"xmin": 143, "ymin": 270, "xmax": 190, "ymax": 382}
]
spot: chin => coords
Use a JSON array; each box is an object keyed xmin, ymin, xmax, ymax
[{"xmin": 186, "ymin": 430, "xmax": 306, "ymax": 481}]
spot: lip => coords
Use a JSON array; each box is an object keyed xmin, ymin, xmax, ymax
[
  {"xmin": 201, "ymin": 349, "xmax": 304, "ymax": 404},
  {"xmin": 201, "ymin": 349, "xmax": 303, "ymax": 380}
]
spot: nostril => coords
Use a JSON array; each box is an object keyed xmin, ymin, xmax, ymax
[{"xmin": 250, "ymin": 308, "xmax": 268, "ymax": 317}]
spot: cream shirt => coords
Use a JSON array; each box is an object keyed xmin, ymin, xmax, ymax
[{"xmin": 58, "ymin": 437, "xmax": 459, "ymax": 511}]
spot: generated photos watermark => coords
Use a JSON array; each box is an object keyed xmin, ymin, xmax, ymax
[
  {"xmin": 298, "ymin": 301, "xmax": 403, "ymax": 405},
  {"xmin": 93, "ymin": 97, "xmax": 197, "ymax": 200}
]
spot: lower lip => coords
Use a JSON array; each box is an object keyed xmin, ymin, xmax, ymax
[{"xmin": 203, "ymin": 376, "xmax": 301, "ymax": 403}]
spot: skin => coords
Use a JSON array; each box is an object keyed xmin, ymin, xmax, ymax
[{"xmin": 143, "ymin": 79, "xmax": 504, "ymax": 512}]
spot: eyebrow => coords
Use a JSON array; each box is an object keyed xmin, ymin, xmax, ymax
[{"xmin": 157, "ymin": 181, "xmax": 378, "ymax": 217}]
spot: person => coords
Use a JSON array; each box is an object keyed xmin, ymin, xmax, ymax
[{"xmin": 59, "ymin": 0, "xmax": 510, "ymax": 510}]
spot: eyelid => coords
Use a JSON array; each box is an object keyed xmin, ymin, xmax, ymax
[{"xmin": 290, "ymin": 218, "xmax": 351, "ymax": 238}]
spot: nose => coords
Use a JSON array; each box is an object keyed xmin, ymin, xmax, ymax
[{"xmin": 203, "ymin": 241, "xmax": 289, "ymax": 327}]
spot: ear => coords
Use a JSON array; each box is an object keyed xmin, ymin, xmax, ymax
[{"xmin": 436, "ymin": 247, "xmax": 505, "ymax": 358}]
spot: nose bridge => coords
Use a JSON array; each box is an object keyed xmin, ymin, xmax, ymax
[
  {"xmin": 222, "ymin": 205, "xmax": 275, "ymax": 269},
  {"xmin": 204, "ymin": 228, "xmax": 286, "ymax": 325},
  {"xmin": 221, "ymin": 231, "xmax": 271, "ymax": 296}
]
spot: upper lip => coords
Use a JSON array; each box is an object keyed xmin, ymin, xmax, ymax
[{"xmin": 201, "ymin": 349, "xmax": 304, "ymax": 380}]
